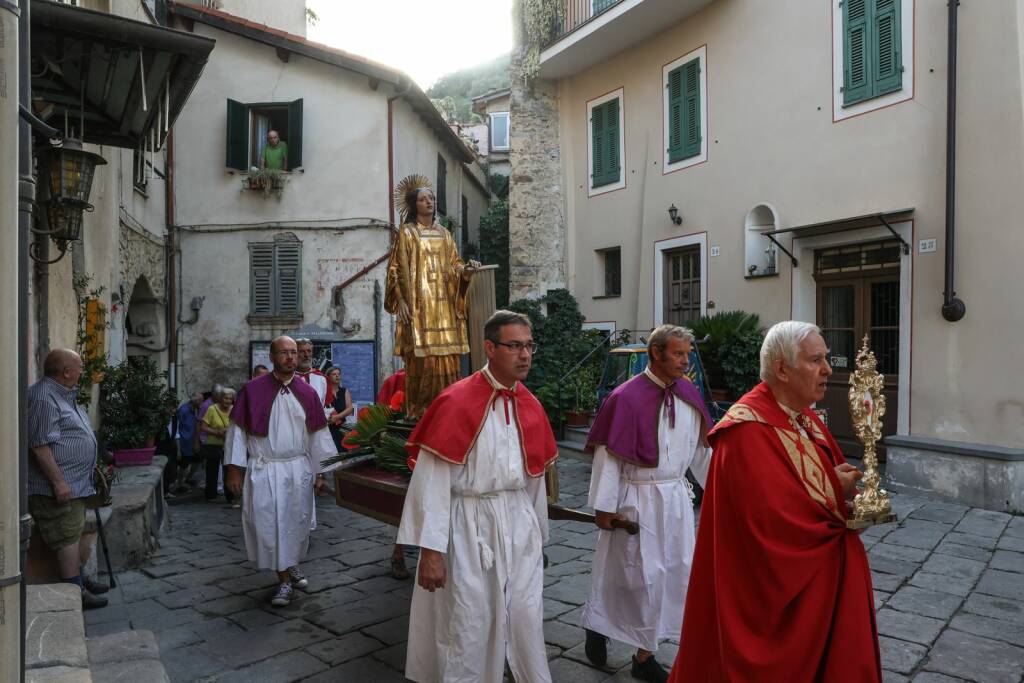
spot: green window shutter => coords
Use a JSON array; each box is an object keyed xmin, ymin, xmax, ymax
[
  {"xmin": 872, "ymin": 0, "xmax": 902, "ymax": 96},
  {"xmin": 591, "ymin": 102, "xmax": 606, "ymax": 186},
  {"xmin": 843, "ymin": 0, "xmax": 871, "ymax": 105},
  {"xmin": 605, "ymin": 98, "xmax": 620, "ymax": 182},
  {"xmin": 666, "ymin": 66, "xmax": 684, "ymax": 163},
  {"xmin": 287, "ymin": 98, "xmax": 303, "ymax": 169},
  {"xmin": 274, "ymin": 238, "xmax": 302, "ymax": 316},
  {"xmin": 593, "ymin": 0, "xmax": 616, "ymax": 13},
  {"xmin": 681, "ymin": 58, "xmax": 701, "ymax": 159},
  {"xmin": 226, "ymin": 99, "xmax": 249, "ymax": 170},
  {"xmin": 436, "ymin": 155, "xmax": 448, "ymax": 215},
  {"xmin": 249, "ymin": 242, "xmax": 273, "ymax": 316}
]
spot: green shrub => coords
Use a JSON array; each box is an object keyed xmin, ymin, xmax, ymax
[
  {"xmin": 719, "ymin": 329, "xmax": 765, "ymax": 399},
  {"xmin": 99, "ymin": 357, "xmax": 177, "ymax": 450},
  {"xmin": 691, "ymin": 310, "xmax": 762, "ymax": 390}
]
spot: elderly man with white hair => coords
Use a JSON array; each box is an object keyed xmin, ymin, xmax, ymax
[
  {"xmin": 581, "ymin": 324, "xmax": 712, "ymax": 682},
  {"xmin": 667, "ymin": 321, "xmax": 881, "ymax": 683}
]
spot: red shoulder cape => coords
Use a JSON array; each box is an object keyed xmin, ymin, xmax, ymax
[
  {"xmin": 669, "ymin": 382, "xmax": 881, "ymax": 683},
  {"xmin": 405, "ymin": 371, "xmax": 557, "ymax": 478}
]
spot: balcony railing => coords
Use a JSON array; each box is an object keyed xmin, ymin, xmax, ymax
[{"xmin": 546, "ymin": 0, "xmax": 624, "ymax": 48}]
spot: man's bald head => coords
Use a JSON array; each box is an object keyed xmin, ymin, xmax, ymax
[
  {"xmin": 270, "ymin": 336, "xmax": 296, "ymax": 354},
  {"xmin": 43, "ymin": 349, "xmax": 84, "ymax": 388}
]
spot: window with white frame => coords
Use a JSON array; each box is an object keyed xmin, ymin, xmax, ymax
[
  {"xmin": 490, "ymin": 112, "xmax": 509, "ymax": 150},
  {"xmin": 663, "ymin": 46, "xmax": 707, "ymax": 172},
  {"xmin": 833, "ymin": 0, "xmax": 912, "ymax": 121},
  {"xmin": 587, "ymin": 88, "xmax": 624, "ymax": 196}
]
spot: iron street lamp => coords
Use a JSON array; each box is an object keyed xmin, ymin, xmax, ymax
[{"xmin": 32, "ymin": 138, "xmax": 107, "ymax": 262}]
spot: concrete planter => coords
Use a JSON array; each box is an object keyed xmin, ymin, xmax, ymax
[{"xmin": 113, "ymin": 446, "xmax": 156, "ymax": 467}]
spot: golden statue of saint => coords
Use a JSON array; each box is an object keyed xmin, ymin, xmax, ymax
[{"xmin": 385, "ymin": 175, "xmax": 478, "ymax": 418}]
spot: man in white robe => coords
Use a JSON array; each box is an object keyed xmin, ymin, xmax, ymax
[
  {"xmin": 397, "ymin": 310, "xmax": 559, "ymax": 683},
  {"xmin": 224, "ymin": 336, "xmax": 335, "ymax": 607},
  {"xmin": 581, "ymin": 325, "xmax": 712, "ymax": 682}
]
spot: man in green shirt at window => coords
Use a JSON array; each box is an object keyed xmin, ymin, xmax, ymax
[{"xmin": 261, "ymin": 130, "xmax": 289, "ymax": 171}]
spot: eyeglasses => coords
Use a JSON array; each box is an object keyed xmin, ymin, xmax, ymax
[{"xmin": 493, "ymin": 341, "xmax": 539, "ymax": 354}]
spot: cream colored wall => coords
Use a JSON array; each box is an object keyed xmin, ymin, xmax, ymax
[
  {"xmin": 558, "ymin": 0, "xmax": 1024, "ymax": 447},
  {"xmin": 217, "ymin": 0, "xmax": 307, "ymax": 36}
]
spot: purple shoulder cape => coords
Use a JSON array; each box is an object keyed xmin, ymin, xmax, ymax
[
  {"xmin": 586, "ymin": 372, "xmax": 711, "ymax": 468},
  {"xmin": 230, "ymin": 372, "xmax": 327, "ymax": 437}
]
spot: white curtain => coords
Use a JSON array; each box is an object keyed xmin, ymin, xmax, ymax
[{"xmin": 253, "ymin": 113, "xmax": 270, "ymax": 168}]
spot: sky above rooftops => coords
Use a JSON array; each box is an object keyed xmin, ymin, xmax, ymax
[{"xmin": 306, "ymin": 0, "xmax": 514, "ymax": 89}]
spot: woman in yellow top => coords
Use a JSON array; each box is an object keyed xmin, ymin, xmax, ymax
[{"xmin": 200, "ymin": 387, "xmax": 236, "ymax": 504}]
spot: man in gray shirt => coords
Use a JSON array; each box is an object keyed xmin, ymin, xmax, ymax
[{"xmin": 27, "ymin": 348, "xmax": 107, "ymax": 609}]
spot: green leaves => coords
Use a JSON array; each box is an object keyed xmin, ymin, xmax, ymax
[{"xmin": 98, "ymin": 357, "xmax": 177, "ymax": 450}]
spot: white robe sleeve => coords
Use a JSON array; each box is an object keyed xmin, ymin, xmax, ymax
[
  {"xmin": 308, "ymin": 427, "xmax": 338, "ymax": 473},
  {"xmin": 588, "ymin": 445, "xmax": 624, "ymax": 513},
  {"xmin": 527, "ymin": 472, "xmax": 549, "ymax": 545},
  {"xmin": 689, "ymin": 443, "xmax": 712, "ymax": 489},
  {"xmin": 396, "ymin": 453, "xmax": 453, "ymax": 554},
  {"xmin": 224, "ymin": 423, "xmax": 248, "ymax": 468}
]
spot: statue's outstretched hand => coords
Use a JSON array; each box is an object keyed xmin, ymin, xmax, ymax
[{"xmin": 396, "ymin": 300, "xmax": 412, "ymax": 324}]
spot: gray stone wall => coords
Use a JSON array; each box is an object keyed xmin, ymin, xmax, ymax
[{"xmin": 509, "ymin": 2, "xmax": 566, "ymax": 301}]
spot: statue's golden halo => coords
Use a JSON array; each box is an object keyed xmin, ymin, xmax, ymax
[{"xmin": 393, "ymin": 174, "xmax": 434, "ymax": 219}]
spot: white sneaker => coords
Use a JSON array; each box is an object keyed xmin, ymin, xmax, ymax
[
  {"xmin": 270, "ymin": 583, "xmax": 293, "ymax": 607},
  {"xmin": 288, "ymin": 566, "xmax": 309, "ymax": 589}
]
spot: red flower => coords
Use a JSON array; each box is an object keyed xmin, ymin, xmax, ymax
[
  {"xmin": 341, "ymin": 430, "xmax": 361, "ymax": 450},
  {"xmin": 406, "ymin": 456, "xmax": 417, "ymax": 471},
  {"xmin": 357, "ymin": 406, "xmax": 371, "ymax": 421},
  {"xmin": 389, "ymin": 390, "xmax": 406, "ymax": 412}
]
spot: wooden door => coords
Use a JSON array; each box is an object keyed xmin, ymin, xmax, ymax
[
  {"xmin": 664, "ymin": 246, "xmax": 702, "ymax": 326},
  {"xmin": 814, "ymin": 241, "xmax": 901, "ymax": 459}
]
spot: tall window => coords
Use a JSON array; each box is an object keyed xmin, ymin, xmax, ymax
[
  {"xmin": 226, "ymin": 99, "xmax": 303, "ymax": 170},
  {"xmin": 489, "ymin": 112, "xmax": 510, "ymax": 151},
  {"xmin": 842, "ymin": 0, "xmax": 902, "ymax": 106},
  {"xmin": 588, "ymin": 89, "xmax": 623, "ymax": 195},
  {"xmin": 663, "ymin": 46, "xmax": 707, "ymax": 172},
  {"xmin": 249, "ymin": 234, "xmax": 302, "ymax": 318},
  {"xmin": 436, "ymin": 154, "xmax": 448, "ymax": 215},
  {"xmin": 597, "ymin": 247, "xmax": 621, "ymax": 297}
]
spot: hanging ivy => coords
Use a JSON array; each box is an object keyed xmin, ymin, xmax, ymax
[{"xmin": 518, "ymin": 0, "xmax": 563, "ymax": 85}]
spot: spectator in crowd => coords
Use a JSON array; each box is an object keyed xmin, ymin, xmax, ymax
[
  {"xmin": 252, "ymin": 365, "xmax": 269, "ymax": 379},
  {"xmin": 295, "ymin": 339, "xmax": 327, "ymax": 404},
  {"xmin": 325, "ymin": 366, "xmax": 354, "ymax": 451},
  {"xmin": 200, "ymin": 387, "xmax": 236, "ymax": 504},
  {"xmin": 260, "ymin": 130, "xmax": 288, "ymax": 171},
  {"xmin": 173, "ymin": 392, "xmax": 203, "ymax": 492},
  {"xmin": 27, "ymin": 349, "xmax": 108, "ymax": 609}
]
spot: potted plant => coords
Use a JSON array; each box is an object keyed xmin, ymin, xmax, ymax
[
  {"xmin": 243, "ymin": 168, "xmax": 288, "ymax": 197},
  {"xmin": 564, "ymin": 366, "xmax": 598, "ymax": 428},
  {"xmin": 98, "ymin": 357, "xmax": 177, "ymax": 466},
  {"xmin": 691, "ymin": 310, "xmax": 762, "ymax": 399}
]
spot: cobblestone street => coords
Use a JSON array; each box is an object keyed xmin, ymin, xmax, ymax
[{"xmin": 84, "ymin": 457, "xmax": 1024, "ymax": 682}]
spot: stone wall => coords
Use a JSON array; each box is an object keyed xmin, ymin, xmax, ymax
[{"xmin": 509, "ymin": 1, "xmax": 566, "ymax": 301}]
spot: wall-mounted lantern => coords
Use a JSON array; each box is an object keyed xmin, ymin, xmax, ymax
[
  {"xmin": 668, "ymin": 204, "xmax": 682, "ymax": 226},
  {"xmin": 32, "ymin": 138, "xmax": 107, "ymax": 263}
]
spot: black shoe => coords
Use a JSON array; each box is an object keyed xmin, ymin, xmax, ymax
[
  {"xmin": 81, "ymin": 589, "xmax": 108, "ymax": 610},
  {"xmin": 82, "ymin": 576, "xmax": 109, "ymax": 595},
  {"xmin": 585, "ymin": 629, "xmax": 608, "ymax": 667},
  {"xmin": 631, "ymin": 654, "xmax": 669, "ymax": 683}
]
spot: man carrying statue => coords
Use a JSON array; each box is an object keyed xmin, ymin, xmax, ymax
[{"xmin": 385, "ymin": 174, "xmax": 480, "ymax": 418}]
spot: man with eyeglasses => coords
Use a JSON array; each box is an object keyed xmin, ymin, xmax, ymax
[
  {"xmin": 581, "ymin": 325, "xmax": 712, "ymax": 682},
  {"xmin": 398, "ymin": 310, "xmax": 558, "ymax": 683}
]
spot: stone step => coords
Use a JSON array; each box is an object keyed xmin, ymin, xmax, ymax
[
  {"xmin": 87, "ymin": 629, "xmax": 168, "ymax": 683},
  {"xmin": 25, "ymin": 584, "xmax": 92, "ymax": 683},
  {"xmin": 563, "ymin": 425, "xmax": 590, "ymax": 446}
]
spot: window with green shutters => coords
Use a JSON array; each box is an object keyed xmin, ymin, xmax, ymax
[
  {"xmin": 592, "ymin": 0, "xmax": 617, "ymax": 14},
  {"xmin": 226, "ymin": 98, "xmax": 304, "ymax": 170},
  {"xmin": 591, "ymin": 97, "xmax": 621, "ymax": 189},
  {"xmin": 843, "ymin": 0, "xmax": 902, "ymax": 106},
  {"xmin": 667, "ymin": 58, "xmax": 701, "ymax": 164},
  {"xmin": 249, "ymin": 235, "xmax": 302, "ymax": 318}
]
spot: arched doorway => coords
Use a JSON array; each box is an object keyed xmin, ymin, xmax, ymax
[{"xmin": 125, "ymin": 276, "xmax": 163, "ymax": 360}]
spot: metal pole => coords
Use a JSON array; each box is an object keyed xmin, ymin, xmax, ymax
[{"xmin": 941, "ymin": 0, "xmax": 966, "ymax": 322}]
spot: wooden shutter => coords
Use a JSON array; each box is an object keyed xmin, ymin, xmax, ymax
[
  {"xmin": 591, "ymin": 102, "xmax": 606, "ymax": 186},
  {"xmin": 249, "ymin": 242, "xmax": 274, "ymax": 316},
  {"xmin": 872, "ymin": 0, "xmax": 902, "ymax": 96},
  {"xmin": 843, "ymin": 0, "xmax": 871, "ymax": 105},
  {"xmin": 436, "ymin": 154, "xmax": 448, "ymax": 215},
  {"xmin": 605, "ymin": 98, "xmax": 620, "ymax": 182},
  {"xmin": 226, "ymin": 99, "xmax": 249, "ymax": 170},
  {"xmin": 681, "ymin": 58, "xmax": 701, "ymax": 159},
  {"xmin": 667, "ymin": 66, "xmax": 684, "ymax": 163},
  {"xmin": 592, "ymin": 0, "xmax": 616, "ymax": 13},
  {"xmin": 275, "ymin": 238, "xmax": 302, "ymax": 316},
  {"xmin": 288, "ymin": 98, "xmax": 303, "ymax": 169}
]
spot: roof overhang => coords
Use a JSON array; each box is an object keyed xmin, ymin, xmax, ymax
[
  {"xmin": 764, "ymin": 208, "xmax": 914, "ymax": 268},
  {"xmin": 31, "ymin": 0, "xmax": 215, "ymax": 149}
]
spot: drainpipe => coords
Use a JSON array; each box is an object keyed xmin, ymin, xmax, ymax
[
  {"xmin": 165, "ymin": 129, "xmax": 178, "ymax": 392},
  {"xmin": 941, "ymin": 0, "xmax": 966, "ymax": 322},
  {"xmin": 386, "ymin": 78, "xmax": 412, "ymax": 226}
]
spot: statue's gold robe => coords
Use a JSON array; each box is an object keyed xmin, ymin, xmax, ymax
[{"xmin": 384, "ymin": 222, "xmax": 469, "ymax": 417}]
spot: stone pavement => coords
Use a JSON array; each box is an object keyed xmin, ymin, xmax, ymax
[{"xmin": 83, "ymin": 457, "xmax": 1024, "ymax": 683}]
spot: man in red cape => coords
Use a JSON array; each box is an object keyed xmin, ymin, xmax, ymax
[
  {"xmin": 669, "ymin": 321, "xmax": 881, "ymax": 682},
  {"xmin": 397, "ymin": 310, "xmax": 558, "ymax": 683}
]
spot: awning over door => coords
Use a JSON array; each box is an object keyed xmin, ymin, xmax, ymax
[
  {"xmin": 763, "ymin": 208, "xmax": 914, "ymax": 267},
  {"xmin": 31, "ymin": 0, "xmax": 215, "ymax": 150}
]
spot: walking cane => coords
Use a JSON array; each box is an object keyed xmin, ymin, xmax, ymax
[{"xmin": 93, "ymin": 508, "xmax": 116, "ymax": 589}]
